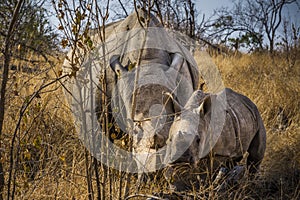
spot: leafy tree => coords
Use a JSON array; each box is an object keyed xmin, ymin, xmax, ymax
[
  {"xmin": 207, "ymin": 0, "xmax": 297, "ymax": 53},
  {"xmin": 0, "ymin": 0, "xmax": 57, "ymax": 63}
]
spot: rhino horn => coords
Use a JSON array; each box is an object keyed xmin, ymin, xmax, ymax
[
  {"xmin": 169, "ymin": 53, "xmax": 184, "ymax": 72},
  {"xmin": 110, "ymin": 55, "xmax": 128, "ymax": 77}
]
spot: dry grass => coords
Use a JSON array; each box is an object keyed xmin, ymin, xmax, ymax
[
  {"xmin": 213, "ymin": 52, "xmax": 300, "ymax": 199},
  {"xmin": 1, "ymin": 51, "xmax": 299, "ymax": 199}
]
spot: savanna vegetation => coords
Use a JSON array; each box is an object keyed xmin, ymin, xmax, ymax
[{"xmin": 0, "ymin": 0, "xmax": 299, "ymax": 199}]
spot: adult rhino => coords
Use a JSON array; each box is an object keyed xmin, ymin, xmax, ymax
[
  {"xmin": 164, "ymin": 88, "xmax": 266, "ymax": 189},
  {"xmin": 62, "ymin": 9, "xmax": 201, "ymax": 173}
]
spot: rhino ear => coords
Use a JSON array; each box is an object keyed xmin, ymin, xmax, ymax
[
  {"xmin": 110, "ymin": 55, "xmax": 128, "ymax": 77},
  {"xmin": 197, "ymin": 95, "xmax": 211, "ymax": 117}
]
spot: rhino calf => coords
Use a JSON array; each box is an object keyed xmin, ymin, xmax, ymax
[{"xmin": 165, "ymin": 88, "xmax": 266, "ymax": 174}]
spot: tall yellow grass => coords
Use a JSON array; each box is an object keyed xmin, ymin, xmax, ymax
[
  {"xmin": 214, "ymin": 53, "xmax": 300, "ymax": 199},
  {"xmin": 2, "ymin": 52, "xmax": 299, "ymax": 199}
]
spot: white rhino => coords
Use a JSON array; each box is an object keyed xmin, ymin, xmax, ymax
[
  {"xmin": 62, "ymin": 9, "xmax": 201, "ymax": 173},
  {"xmin": 165, "ymin": 88, "xmax": 266, "ymax": 174}
]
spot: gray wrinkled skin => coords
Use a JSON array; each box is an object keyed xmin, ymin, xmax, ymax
[
  {"xmin": 62, "ymin": 9, "xmax": 201, "ymax": 172},
  {"xmin": 108, "ymin": 10, "xmax": 200, "ymax": 172},
  {"xmin": 166, "ymin": 88, "xmax": 266, "ymax": 174}
]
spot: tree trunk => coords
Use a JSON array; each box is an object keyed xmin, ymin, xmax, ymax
[{"xmin": 0, "ymin": 1, "xmax": 25, "ymax": 198}]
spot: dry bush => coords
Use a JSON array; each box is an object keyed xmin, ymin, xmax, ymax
[
  {"xmin": 1, "ymin": 57, "xmax": 90, "ymax": 199},
  {"xmin": 3, "ymin": 51, "xmax": 299, "ymax": 199}
]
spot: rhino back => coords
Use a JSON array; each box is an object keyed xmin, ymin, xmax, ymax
[{"xmin": 212, "ymin": 88, "xmax": 261, "ymax": 157}]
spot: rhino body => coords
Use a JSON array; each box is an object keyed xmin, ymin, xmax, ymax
[
  {"xmin": 166, "ymin": 88, "xmax": 266, "ymax": 174},
  {"xmin": 62, "ymin": 9, "xmax": 201, "ymax": 173}
]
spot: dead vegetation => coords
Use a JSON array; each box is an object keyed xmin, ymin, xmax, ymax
[
  {"xmin": 1, "ymin": 51, "xmax": 299, "ymax": 199},
  {"xmin": 213, "ymin": 52, "xmax": 300, "ymax": 199}
]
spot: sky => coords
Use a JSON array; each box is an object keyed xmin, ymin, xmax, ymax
[
  {"xmin": 47, "ymin": 0, "xmax": 234, "ymax": 26},
  {"xmin": 48, "ymin": 0, "xmax": 299, "ymax": 27},
  {"xmin": 195, "ymin": 0, "xmax": 299, "ymax": 22},
  {"xmin": 48, "ymin": 0, "xmax": 300, "ymax": 47},
  {"xmin": 47, "ymin": 0, "xmax": 234, "ymax": 32},
  {"xmin": 194, "ymin": 0, "xmax": 300, "ymax": 45},
  {"xmin": 195, "ymin": 0, "xmax": 233, "ymax": 17}
]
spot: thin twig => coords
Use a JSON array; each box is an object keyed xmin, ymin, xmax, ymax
[{"xmin": 117, "ymin": 0, "xmax": 128, "ymax": 16}]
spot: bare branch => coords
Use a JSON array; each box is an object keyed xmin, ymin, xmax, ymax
[{"xmin": 117, "ymin": 0, "xmax": 129, "ymax": 16}]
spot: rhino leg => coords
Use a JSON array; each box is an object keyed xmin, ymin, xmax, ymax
[{"xmin": 247, "ymin": 122, "xmax": 266, "ymax": 174}]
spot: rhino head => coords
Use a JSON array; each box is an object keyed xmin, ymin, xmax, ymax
[
  {"xmin": 105, "ymin": 12, "xmax": 200, "ymax": 171},
  {"xmin": 165, "ymin": 90, "xmax": 226, "ymax": 165},
  {"xmin": 110, "ymin": 53, "xmax": 191, "ymax": 151}
]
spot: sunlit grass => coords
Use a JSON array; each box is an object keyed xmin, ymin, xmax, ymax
[{"xmin": 2, "ymin": 51, "xmax": 299, "ymax": 199}]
